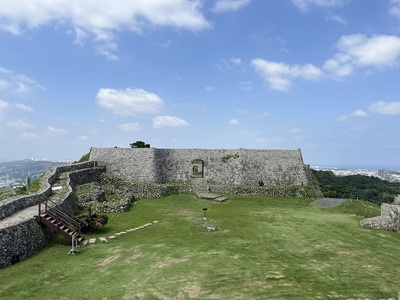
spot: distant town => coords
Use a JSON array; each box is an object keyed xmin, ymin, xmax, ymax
[
  {"xmin": 311, "ymin": 166, "xmax": 400, "ymax": 183},
  {"xmin": 0, "ymin": 159, "xmax": 73, "ymax": 187},
  {"xmin": 0, "ymin": 159, "xmax": 399, "ymax": 188}
]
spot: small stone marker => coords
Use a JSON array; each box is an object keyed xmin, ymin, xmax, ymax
[
  {"xmin": 153, "ymin": 220, "xmax": 159, "ymax": 224},
  {"xmin": 99, "ymin": 237, "xmax": 108, "ymax": 243},
  {"xmin": 207, "ymin": 225, "xmax": 216, "ymax": 232},
  {"xmin": 88, "ymin": 238, "xmax": 96, "ymax": 244},
  {"xmin": 108, "ymin": 235, "xmax": 116, "ymax": 239}
]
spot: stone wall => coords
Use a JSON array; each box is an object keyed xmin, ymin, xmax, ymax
[
  {"xmin": 0, "ymin": 162, "xmax": 104, "ymax": 269},
  {"xmin": 89, "ymin": 147, "xmax": 309, "ymax": 186},
  {"xmin": 209, "ymin": 184, "xmax": 319, "ymax": 198},
  {"xmin": 0, "ymin": 161, "xmax": 98, "ymax": 221},
  {"xmin": 361, "ymin": 203, "xmax": 400, "ymax": 232},
  {"xmin": 0, "ymin": 219, "xmax": 53, "ymax": 269}
]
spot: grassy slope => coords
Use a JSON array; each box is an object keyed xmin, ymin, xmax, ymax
[{"xmin": 0, "ymin": 195, "xmax": 398, "ymax": 299}]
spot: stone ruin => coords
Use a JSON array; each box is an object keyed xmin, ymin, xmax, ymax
[{"xmin": 361, "ymin": 196, "xmax": 400, "ymax": 232}]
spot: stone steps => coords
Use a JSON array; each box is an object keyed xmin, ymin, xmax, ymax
[
  {"xmin": 83, "ymin": 221, "xmax": 159, "ymax": 245},
  {"xmin": 192, "ymin": 178, "xmax": 228, "ymax": 202}
]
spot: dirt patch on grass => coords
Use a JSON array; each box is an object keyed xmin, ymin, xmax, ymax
[
  {"xmin": 98, "ymin": 247, "xmax": 121, "ymax": 267},
  {"xmin": 152, "ymin": 256, "xmax": 188, "ymax": 268},
  {"xmin": 178, "ymin": 282, "xmax": 202, "ymax": 299}
]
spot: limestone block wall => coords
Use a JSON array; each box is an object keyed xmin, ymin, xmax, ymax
[
  {"xmin": 361, "ymin": 203, "xmax": 400, "ymax": 231},
  {"xmin": 0, "ymin": 219, "xmax": 52, "ymax": 269},
  {"xmin": 0, "ymin": 161, "xmax": 98, "ymax": 221},
  {"xmin": 89, "ymin": 147, "xmax": 309, "ymax": 186},
  {"xmin": 0, "ymin": 162, "xmax": 103, "ymax": 269}
]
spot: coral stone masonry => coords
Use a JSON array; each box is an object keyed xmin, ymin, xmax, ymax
[{"xmin": 89, "ymin": 147, "xmax": 310, "ymax": 186}]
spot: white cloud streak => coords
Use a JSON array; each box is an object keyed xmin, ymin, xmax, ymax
[
  {"xmin": 6, "ymin": 119, "xmax": 33, "ymax": 130},
  {"xmin": 292, "ymin": 0, "xmax": 344, "ymax": 13},
  {"xmin": 324, "ymin": 34, "xmax": 400, "ymax": 77},
  {"xmin": 0, "ymin": 100, "xmax": 9, "ymax": 118},
  {"xmin": 16, "ymin": 103, "xmax": 34, "ymax": 112},
  {"xmin": 390, "ymin": 0, "xmax": 400, "ymax": 19},
  {"xmin": 0, "ymin": 66, "xmax": 44, "ymax": 94},
  {"xmin": 96, "ymin": 88, "xmax": 163, "ymax": 115},
  {"xmin": 118, "ymin": 122, "xmax": 142, "ymax": 132},
  {"xmin": 251, "ymin": 58, "xmax": 323, "ymax": 91},
  {"xmin": 153, "ymin": 116, "xmax": 189, "ymax": 128},
  {"xmin": 212, "ymin": 0, "xmax": 251, "ymax": 13},
  {"xmin": 368, "ymin": 101, "xmax": 400, "ymax": 115},
  {"xmin": 0, "ymin": 0, "xmax": 210, "ymax": 60},
  {"xmin": 46, "ymin": 126, "xmax": 68, "ymax": 134},
  {"xmin": 229, "ymin": 118, "xmax": 239, "ymax": 125},
  {"xmin": 351, "ymin": 109, "xmax": 368, "ymax": 117}
]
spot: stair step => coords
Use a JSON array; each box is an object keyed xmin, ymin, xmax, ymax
[
  {"xmin": 197, "ymin": 193, "xmax": 219, "ymax": 199},
  {"xmin": 214, "ymin": 197, "xmax": 228, "ymax": 202}
]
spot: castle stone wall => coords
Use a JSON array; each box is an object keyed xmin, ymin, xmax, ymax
[{"xmin": 89, "ymin": 148, "xmax": 309, "ymax": 186}]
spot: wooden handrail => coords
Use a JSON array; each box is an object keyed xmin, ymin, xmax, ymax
[{"xmin": 37, "ymin": 198, "xmax": 82, "ymax": 234}]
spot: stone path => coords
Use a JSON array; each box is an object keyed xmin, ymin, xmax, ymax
[{"xmin": 82, "ymin": 221, "xmax": 159, "ymax": 246}]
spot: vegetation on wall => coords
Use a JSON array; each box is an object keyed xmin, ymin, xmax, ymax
[
  {"xmin": 130, "ymin": 141, "xmax": 150, "ymax": 148},
  {"xmin": 312, "ymin": 169, "xmax": 400, "ymax": 205},
  {"xmin": 222, "ymin": 153, "xmax": 239, "ymax": 162},
  {"xmin": 74, "ymin": 149, "xmax": 91, "ymax": 163}
]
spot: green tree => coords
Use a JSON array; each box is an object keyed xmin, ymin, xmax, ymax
[{"xmin": 130, "ymin": 141, "xmax": 150, "ymax": 148}]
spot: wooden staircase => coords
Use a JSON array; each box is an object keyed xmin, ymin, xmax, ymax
[{"xmin": 35, "ymin": 199, "xmax": 85, "ymax": 245}]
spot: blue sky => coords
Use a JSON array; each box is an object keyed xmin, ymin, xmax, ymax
[{"xmin": 0, "ymin": 0, "xmax": 399, "ymax": 168}]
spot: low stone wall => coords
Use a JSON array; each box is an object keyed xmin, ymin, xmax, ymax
[
  {"xmin": 100, "ymin": 173, "xmax": 192, "ymax": 200},
  {"xmin": 0, "ymin": 161, "xmax": 103, "ymax": 269},
  {"xmin": 209, "ymin": 184, "xmax": 319, "ymax": 198},
  {"xmin": 361, "ymin": 203, "xmax": 400, "ymax": 232},
  {"xmin": 0, "ymin": 219, "xmax": 53, "ymax": 269},
  {"xmin": 0, "ymin": 161, "xmax": 98, "ymax": 221}
]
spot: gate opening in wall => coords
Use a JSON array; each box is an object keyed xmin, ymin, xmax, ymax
[{"xmin": 191, "ymin": 159, "xmax": 204, "ymax": 178}]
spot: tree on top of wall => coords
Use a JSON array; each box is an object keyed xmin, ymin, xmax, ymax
[{"xmin": 130, "ymin": 141, "xmax": 150, "ymax": 148}]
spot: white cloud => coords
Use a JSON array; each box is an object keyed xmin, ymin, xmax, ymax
[
  {"xmin": 368, "ymin": 101, "xmax": 400, "ymax": 115},
  {"xmin": 46, "ymin": 126, "xmax": 67, "ymax": 134},
  {"xmin": 251, "ymin": 58, "xmax": 323, "ymax": 91},
  {"xmin": 0, "ymin": 100, "xmax": 9, "ymax": 118},
  {"xmin": 20, "ymin": 132, "xmax": 37, "ymax": 139},
  {"xmin": 292, "ymin": 0, "xmax": 344, "ymax": 13},
  {"xmin": 212, "ymin": 0, "xmax": 251, "ymax": 13},
  {"xmin": 0, "ymin": 0, "xmax": 210, "ymax": 60},
  {"xmin": 0, "ymin": 79, "xmax": 10, "ymax": 90},
  {"xmin": 6, "ymin": 119, "xmax": 33, "ymax": 130},
  {"xmin": 205, "ymin": 86, "xmax": 214, "ymax": 92},
  {"xmin": 229, "ymin": 118, "xmax": 239, "ymax": 125},
  {"xmin": 351, "ymin": 109, "xmax": 368, "ymax": 117},
  {"xmin": 118, "ymin": 122, "xmax": 142, "ymax": 132},
  {"xmin": 0, "ymin": 66, "xmax": 44, "ymax": 94},
  {"xmin": 324, "ymin": 34, "xmax": 400, "ymax": 77},
  {"xmin": 16, "ymin": 103, "xmax": 33, "ymax": 112},
  {"xmin": 326, "ymin": 14, "xmax": 347, "ymax": 25},
  {"xmin": 257, "ymin": 112, "xmax": 270, "ymax": 118},
  {"xmin": 337, "ymin": 115, "xmax": 349, "ymax": 122},
  {"xmin": 390, "ymin": 0, "xmax": 400, "ymax": 19},
  {"xmin": 238, "ymin": 81, "xmax": 253, "ymax": 91},
  {"xmin": 230, "ymin": 57, "xmax": 242, "ymax": 65},
  {"xmin": 76, "ymin": 135, "xmax": 90, "ymax": 141},
  {"xmin": 289, "ymin": 128, "xmax": 301, "ymax": 134},
  {"xmin": 96, "ymin": 88, "xmax": 163, "ymax": 115},
  {"xmin": 153, "ymin": 116, "xmax": 189, "ymax": 128}
]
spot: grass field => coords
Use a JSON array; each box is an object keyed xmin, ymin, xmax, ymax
[{"xmin": 0, "ymin": 194, "xmax": 399, "ymax": 299}]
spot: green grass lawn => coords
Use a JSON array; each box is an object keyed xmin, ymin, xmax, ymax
[{"xmin": 0, "ymin": 194, "xmax": 398, "ymax": 299}]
